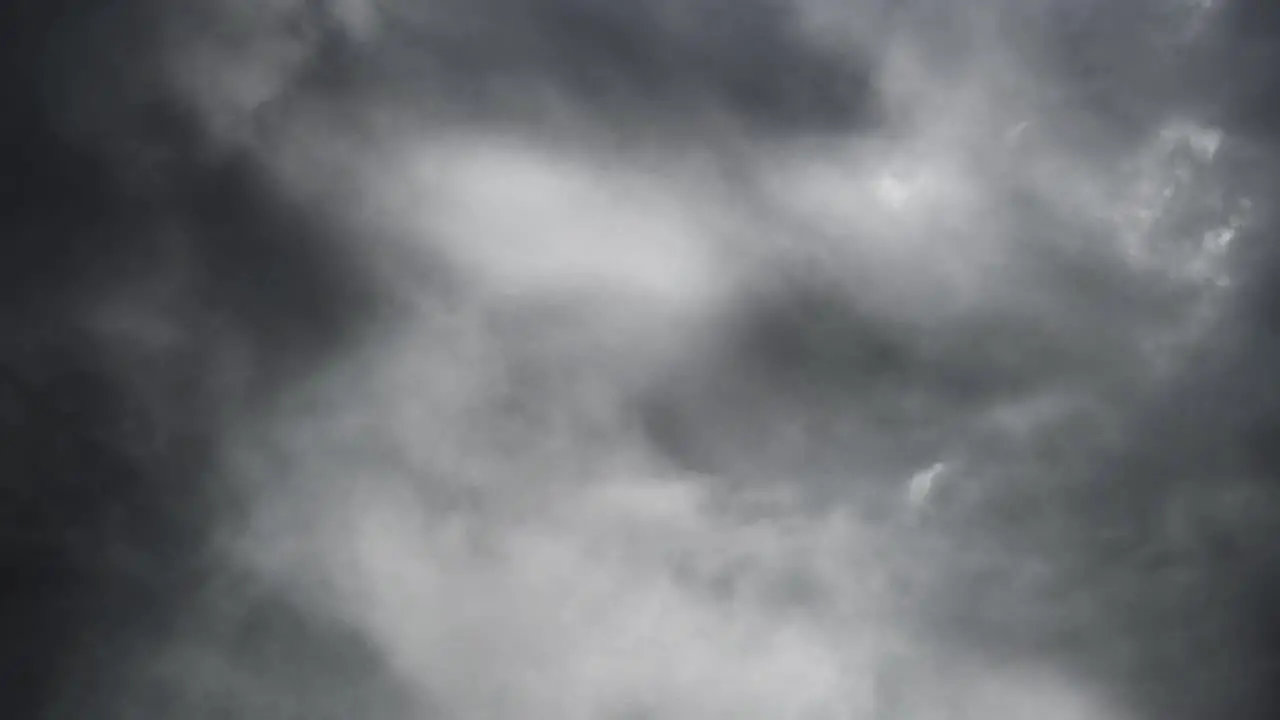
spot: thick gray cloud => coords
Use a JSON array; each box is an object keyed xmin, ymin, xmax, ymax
[{"xmin": 4, "ymin": 1, "xmax": 1280, "ymax": 719}]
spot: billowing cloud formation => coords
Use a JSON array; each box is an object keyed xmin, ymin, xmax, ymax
[{"xmin": 6, "ymin": 1, "xmax": 1280, "ymax": 720}]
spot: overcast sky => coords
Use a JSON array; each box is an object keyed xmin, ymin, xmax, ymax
[{"xmin": 3, "ymin": 1, "xmax": 1280, "ymax": 719}]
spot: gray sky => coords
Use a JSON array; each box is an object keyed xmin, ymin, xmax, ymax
[{"xmin": 4, "ymin": 1, "xmax": 1280, "ymax": 719}]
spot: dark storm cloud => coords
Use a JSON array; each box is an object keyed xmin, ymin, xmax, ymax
[
  {"xmin": 7, "ymin": 1, "xmax": 1280, "ymax": 720},
  {"xmin": 360, "ymin": 0, "xmax": 873, "ymax": 126},
  {"xmin": 0, "ymin": 2, "xmax": 391, "ymax": 717}
]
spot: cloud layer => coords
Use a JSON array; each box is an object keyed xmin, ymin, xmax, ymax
[{"xmin": 6, "ymin": 1, "xmax": 1280, "ymax": 719}]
